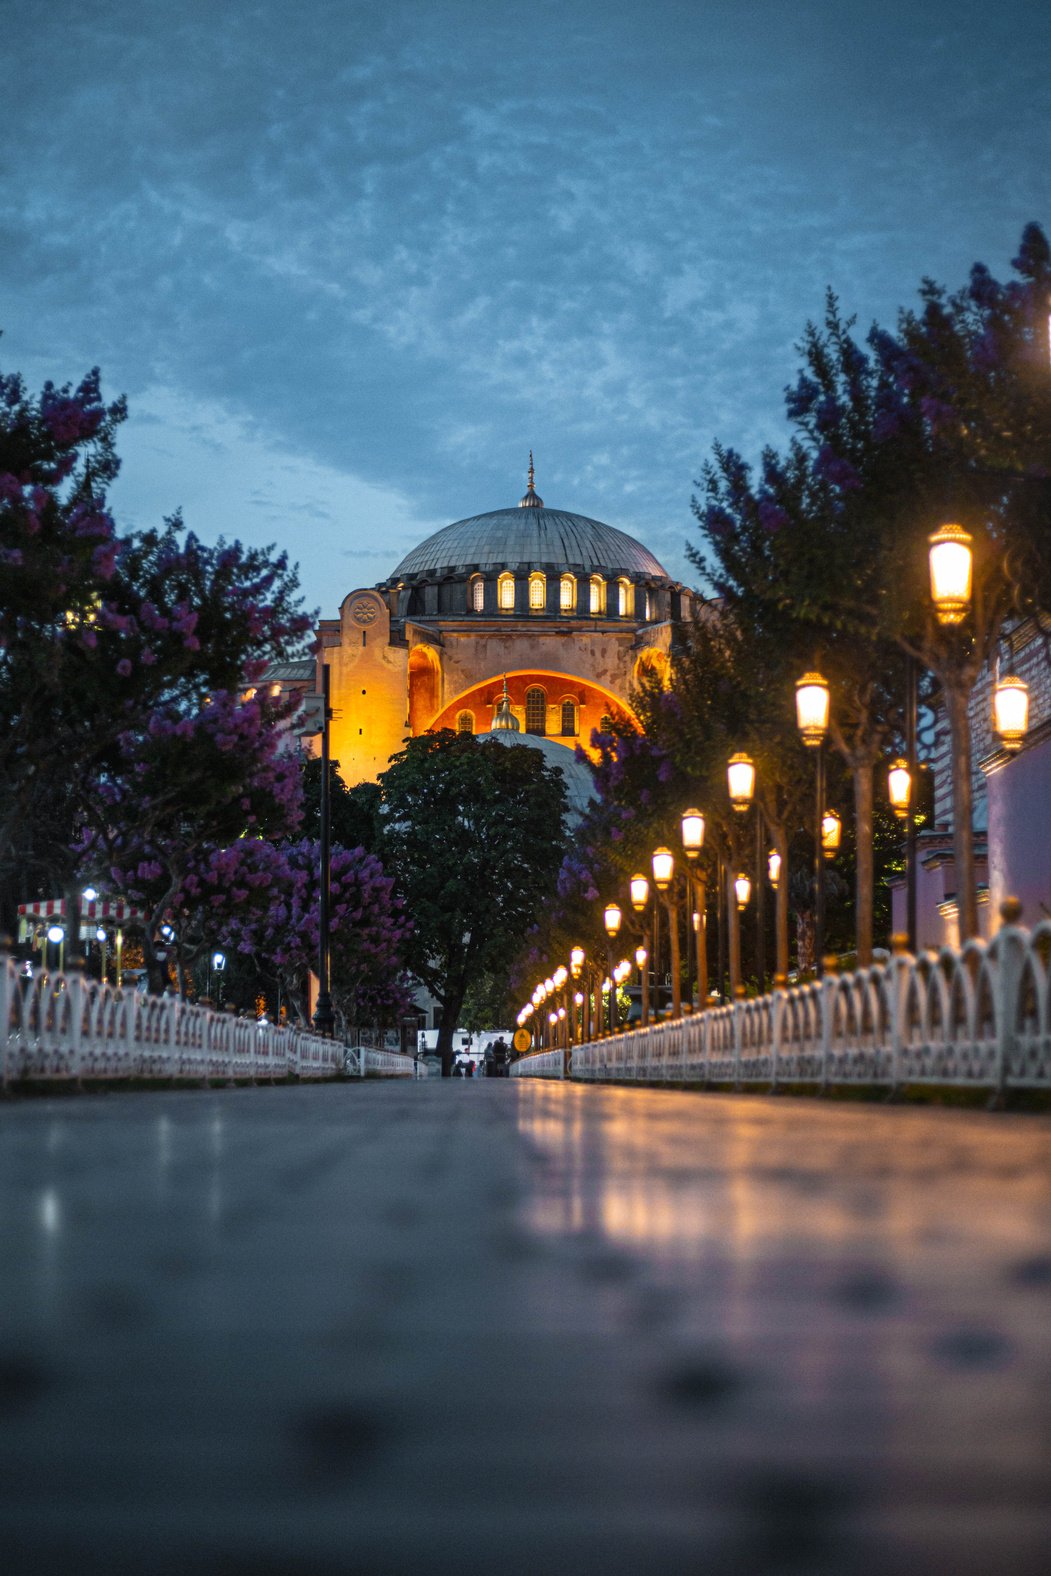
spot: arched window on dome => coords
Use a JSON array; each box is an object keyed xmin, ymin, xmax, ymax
[
  {"xmin": 469, "ymin": 575, "xmax": 484, "ymax": 612},
  {"xmin": 600, "ymin": 712, "xmax": 613, "ymax": 735},
  {"xmin": 498, "ymin": 573, "xmax": 515, "ymax": 612},
  {"xmin": 457, "ymin": 710, "xmax": 474, "ymax": 734},
  {"xmin": 589, "ymin": 575, "xmax": 606, "ymax": 616},
  {"xmin": 528, "ymin": 572, "xmax": 546, "ymax": 612},
  {"xmin": 643, "ymin": 589, "xmax": 652, "ymax": 621},
  {"xmin": 525, "ymin": 686, "xmax": 547, "ymax": 736},
  {"xmin": 560, "ymin": 699, "xmax": 577, "ymax": 737},
  {"xmin": 560, "ymin": 574, "xmax": 576, "ymax": 613},
  {"xmin": 617, "ymin": 578, "xmax": 634, "ymax": 618}
]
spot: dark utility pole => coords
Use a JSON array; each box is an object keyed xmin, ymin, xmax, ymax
[{"xmin": 314, "ymin": 662, "xmax": 335, "ymax": 1036}]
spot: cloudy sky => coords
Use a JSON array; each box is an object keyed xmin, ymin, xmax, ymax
[{"xmin": 3, "ymin": 0, "xmax": 1048, "ymax": 615}]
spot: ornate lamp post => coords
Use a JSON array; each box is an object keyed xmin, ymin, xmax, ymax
[
  {"xmin": 628, "ymin": 873, "xmax": 650, "ymax": 1026},
  {"xmin": 795, "ymin": 671, "xmax": 830, "ymax": 975},
  {"xmin": 681, "ymin": 809, "xmax": 709, "ymax": 1010},
  {"xmin": 652, "ymin": 846, "xmax": 680, "ymax": 1018},
  {"xmin": 927, "ymin": 522, "xmax": 983, "ymax": 939},
  {"xmin": 603, "ymin": 901, "xmax": 622, "ymax": 1033}
]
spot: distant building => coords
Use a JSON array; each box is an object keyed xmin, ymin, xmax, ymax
[
  {"xmin": 890, "ymin": 615, "xmax": 1051, "ymax": 945},
  {"xmin": 274, "ymin": 463, "xmax": 693, "ymax": 806}
]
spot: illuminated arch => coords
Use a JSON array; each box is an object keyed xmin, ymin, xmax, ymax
[
  {"xmin": 407, "ymin": 644, "xmax": 442, "ymax": 734},
  {"xmin": 427, "ymin": 670, "xmax": 639, "ymax": 758}
]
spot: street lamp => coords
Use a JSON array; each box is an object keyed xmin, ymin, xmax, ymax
[
  {"xmin": 651, "ymin": 848, "xmax": 674, "ymax": 890},
  {"xmin": 821, "ymin": 810, "xmax": 842, "ymax": 858},
  {"xmin": 734, "ymin": 873, "xmax": 752, "ymax": 910},
  {"xmin": 726, "ymin": 753, "xmax": 755, "ymax": 812},
  {"xmin": 928, "ymin": 523, "xmax": 973, "ymax": 625},
  {"xmin": 680, "ymin": 811, "xmax": 709, "ymax": 1012},
  {"xmin": 767, "ymin": 849, "xmax": 781, "ymax": 888},
  {"xmin": 795, "ymin": 668, "xmax": 830, "ymax": 975},
  {"xmin": 635, "ymin": 945, "xmax": 647, "ymax": 969},
  {"xmin": 888, "ymin": 758, "xmax": 911, "ymax": 818},
  {"xmin": 629, "ymin": 872, "xmax": 649, "ymax": 911},
  {"xmin": 570, "ymin": 945, "xmax": 585, "ymax": 976},
  {"xmin": 992, "ymin": 673, "xmax": 1029, "ymax": 752},
  {"xmin": 603, "ymin": 902, "xmax": 622, "ymax": 1033},
  {"xmin": 680, "ymin": 808, "xmax": 705, "ymax": 857},
  {"xmin": 795, "ymin": 672, "xmax": 831, "ymax": 745}
]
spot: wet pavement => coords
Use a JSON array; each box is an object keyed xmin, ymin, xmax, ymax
[{"xmin": 1, "ymin": 1080, "xmax": 1049, "ymax": 1574}]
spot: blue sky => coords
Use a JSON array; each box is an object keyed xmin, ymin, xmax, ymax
[{"xmin": 2, "ymin": 0, "xmax": 1048, "ymax": 616}]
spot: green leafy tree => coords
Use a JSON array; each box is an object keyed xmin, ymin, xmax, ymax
[{"xmin": 377, "ymin": 731, "xmax": 568, "ymax": 1074}]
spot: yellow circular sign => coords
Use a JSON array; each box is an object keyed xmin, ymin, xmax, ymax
[{"xmin": 513, "ymin": 1028, "xmax": 532, "ymax": 1053}]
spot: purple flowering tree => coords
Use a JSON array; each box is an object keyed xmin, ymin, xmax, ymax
[
  {"xmin": 0, "ymin": 364, "xmax": 126, "ymax": 918},
  {"xmin": 215, "ymin": 838, "xmax": 412, "ymax": 1028}
]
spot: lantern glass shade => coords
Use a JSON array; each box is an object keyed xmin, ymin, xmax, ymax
[
  {"xmin": 993, "ymin": 675, "xmax": 1029, "ymax": 751},
  {"xmin": 629, "ymin": 873, "xmax": 650, "ymax": 911},
  {"xmin": 603, "ymin": 902, "xmax": 622, "ymax": 936},
  {"xmin": 821, "ymin": 809, "xmax": 842, "ymax": 856},
  {"xmin": 544, "ymin": 976, "xmax": 555, "ymax": 994},
  {"xmin": 574, "ymin": 991, "xmax": 584, "ymax": 1006},
  {"xmin": 549, "ymin": 1012, "xmax": 558, "ymax": 1026},
  {"xmin": 47, "ymin": 924, "xmax": 64, "ymax": 944},
  {"xmin": 727, "ymin": 753, "xmax": 756, "ymax": 809},
  {"xmin": 558, "ymin": 1006, "xmax": 567, "ymax": 1020},
  {"xmin": 887, "ymin": 758, "xmax": 911, "ymax": 817},
  {"xmin": 635, "ymin": 945, "xmax": 648, "ymax": 968},
  {"xmin": 570, "ymin": 945, "xmax": 585, "ymax": 975},
  {"xmin": 928, "ymin": 523, "xmax": 973, "ymax": 624},
  {"xmin": 652, "ymin": 847, "xmax": 675, "ymax": 890},
  {"xmin": 795, "ymin": 672, "xmax": 830, "ymax": 746},
  {"xmin": 767, "ymin": 849, "xmax": 781, "ymax": 888},
  {"xmin": 553, "ymin": 965, "xmax": 568, "ymax": 988},
  {"xmin": 681, "ymin": 807, "xmax": 705, "ymax": 857},
  {"xmin": 734, "ymin": 872, "xmax": 751, "ymax": 910},
  {"xmin": 692, "ymin": 909, "xmax": 701, "ymax": 932}
]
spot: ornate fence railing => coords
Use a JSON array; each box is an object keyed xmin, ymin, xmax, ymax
[
  {"xmin": 512, "ymin": 911, "xmax": 1051, "ymax": 1094},
  {"xmin": 1, "ymin": 959, "xmax": 346, "ymax": 1086},
  {"xmin": 343, "ymin": 1044, "xmax": 418, "ymax": 1078}
]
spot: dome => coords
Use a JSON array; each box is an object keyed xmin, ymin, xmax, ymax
[
  {"xmin": 389, "ymin": 505, "xmax": 669, "ymax": 581},
  {"xmin": 482, "ymin": 730, "xmax": 596, "ymax": 827}
]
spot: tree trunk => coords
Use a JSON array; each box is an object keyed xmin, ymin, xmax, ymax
[
  {"xmin": 436, "ymin": 989, "xmax": 466, "ymax": 1076},
  {"xmin": 853, "ymin": 760, "xmax": 875, "ymax": 966},
  {"xmin": 945, "ymin": 678, "xmax": 979, "ymax": 940},
  {"xmin": 795, "ymin": 908, "xmax": 815, "ymax": 974}
]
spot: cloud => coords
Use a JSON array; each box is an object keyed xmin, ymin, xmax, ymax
[{"xmin": 1, "ymin": 0, "xmax": 1048, "ymax": 607}]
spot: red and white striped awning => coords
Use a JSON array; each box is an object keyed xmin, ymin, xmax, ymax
[{"xmin": 18, "ymin": 898, "xmax": 146, "ymax": 923}]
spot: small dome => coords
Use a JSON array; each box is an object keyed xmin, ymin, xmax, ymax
[
  {"xmin": 483, "ymin": 731, "xmax": 596, "ymax": 827},
  {"xmin": 490, "ymin": 677, "xmax": 520, "ymax": 732}
]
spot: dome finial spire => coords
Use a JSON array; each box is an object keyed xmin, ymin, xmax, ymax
[
  {"xmin": 491, "ymin": 674, "xmax": 521, "ymax": 732},
  {"xmin": 518, "ymin": 451, "xmax": 543, "ymax": 509}
]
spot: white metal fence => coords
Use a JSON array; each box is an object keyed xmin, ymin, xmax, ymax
[
  {"xmin": 2, "ymin": 958, "xmax": 345, "ymax": 1086},
  {"xmin": 343, "ymin": 1044, "xmax": 418, "ymax": 1078},
  {"xmin": 513, "ymin": 914, "xmax": 1051, "ymax": 1095}
]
